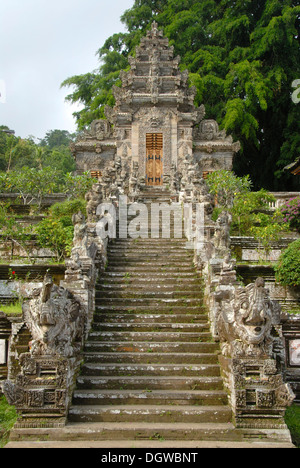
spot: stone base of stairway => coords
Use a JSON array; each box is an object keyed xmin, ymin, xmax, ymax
[{"xmin": 7, "ymin": 422, "xmax": 294, "ymax": 448}]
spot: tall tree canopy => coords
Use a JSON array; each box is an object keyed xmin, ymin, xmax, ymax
[{"xmin": 61, "ymin": 0, "xmax": 300, "ymax": 191}]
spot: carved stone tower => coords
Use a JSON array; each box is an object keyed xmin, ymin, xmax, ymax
[{"xmin": 71, "ymin": 22, "xmax": 240, "ymax": 189}]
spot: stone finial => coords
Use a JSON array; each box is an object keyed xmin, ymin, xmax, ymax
[
  {"xmin": 218, "ymin": 277, "xmax": 279, "ymax": 358},
  {"xmin": 22, "ymin": 274, "xmax": 83, "ymax": 358}
]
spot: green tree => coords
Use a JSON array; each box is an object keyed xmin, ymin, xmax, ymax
[
  {"xmin": 63, "ymin": 172, "xmax": 94, "ymax": 199},
  {"xmin": 0, "ymin": 127, "xmax": 76, "ymax": 175},
  {"xmin": 35, "ymin": 217, "xmax": 74, "ymax": 262},
  {"xmin": 5, "ymin": 168, "xmax": 62, "ymax": 210},
  {"xmin": 61, "ymin": 0, "xmax": 300, "ymax": 191},
  {"xmin": 0, "ymin": 203, "xmax": 34, "ymax": 262}
]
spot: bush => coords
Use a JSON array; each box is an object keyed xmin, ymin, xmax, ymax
[
  {"xmin": 35, "ymin": 218, "xmax": 74, "ymax": 262},
  {"xmin": 275, "ymin": 239, "xmax": 300, "ymax": 287},
  {"xmin": 48, "ymin": 198, "xmax": 87, "ymax": 219},
  {"xmin": 206, "ymin": 170, "xmax": 252, "ymax": 209},
  {"xmin": 285, "ymin": 405, "xmax": 300, "ymax": 448},
  {"xmin": 0, "ymin": 396, "xmax": 18, "ymax": 448},
  {"xmin": 35, "ymin": 198, "xmax": 87, "ymax": 262}
]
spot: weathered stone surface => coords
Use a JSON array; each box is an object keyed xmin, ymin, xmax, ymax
[{"xmin": 71, "ymin": 22, "xmax": 240, "ymax": 194}]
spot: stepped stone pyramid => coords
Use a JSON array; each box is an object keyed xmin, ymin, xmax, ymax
[
  {"xmin": 2, "ymin": 23, "xmax": 295, "ymax": 448},
  {"xmin": 66, "ymin": 190, "xmax": 240, "ymax": 443}
]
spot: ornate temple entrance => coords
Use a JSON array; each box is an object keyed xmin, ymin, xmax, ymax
[{"xmin": 146, "ymin": 133, "xmax": 163, "ymax": 186}]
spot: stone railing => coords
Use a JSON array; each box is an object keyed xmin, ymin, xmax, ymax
[
  {"xmin": 1, "ymin": 211, "xmax": 107, "ymax": 428},
  {"xmin": 268, "ymin": 192, "xmax": 300, "ymax": 210},
  {"xmin": 281, "ymin": 313, "xmax": 300, "ymax": 403}
]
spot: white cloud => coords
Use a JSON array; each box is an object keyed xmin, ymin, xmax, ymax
[
  {"xmin": 0, "ymin": 0, "xmax": 134, "ymax": 139},
  {"xmin": 0, "ymin": 80, "xmax": 6, "ymax": 104}
]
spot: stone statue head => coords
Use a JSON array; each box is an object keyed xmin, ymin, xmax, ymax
[
  {"xmin": 234, "ymin": 278, "xmax": 273, "ymax": 346},
  {"xmin": 218, "ymin": 277, "xmax": 278, "ymax": 357}
]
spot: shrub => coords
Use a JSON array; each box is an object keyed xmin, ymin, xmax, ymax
[
  {"xmin": 275, "ymin": 239, "xmax": 300, "ymax": 287},
  {"xmin": 279, "ymin": 197, "xmax": 300, "ymax": 233},
  {"xmin": 285, "ymin": 405, "xmax": 300, "ymax": 448},
  {"xmin": 35, "ymin": 198, "xmax": 87, "ymax": 262},
  {"xmin": 0, "ymin": 396, "xmax": 18, "ymax": 448},
  {"xmin": 35, "ymin": 218, "xmax": 74, "ymax": 262},
  {"xmin": 206, "ymin": 170, "xmax": 252, "ymax": 208}
]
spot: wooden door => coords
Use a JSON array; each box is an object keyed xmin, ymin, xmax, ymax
[{"xmin": 146, "ymin": 133, "xmax": 163, "ymax": 186}]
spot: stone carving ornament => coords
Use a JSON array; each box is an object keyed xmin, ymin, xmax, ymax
[
  {"xmin": 85, "ymin": 183, "xmax": 103, "ymax": 223},
  {"xmin": 22, "ymin": 273, "xmax": 84, "ymax": 358},
  {"xmin": 218, "ymin": 278, "xmax": 280, "ymax": 358}
]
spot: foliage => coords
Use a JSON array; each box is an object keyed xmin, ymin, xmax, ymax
[
  {"xmin": 0, "ymin": 396, "xmax": 18, "ymax": 448},
  {"xmin": 63, "ymin": 172, "xmax": 94, "ymax": 200},
  {"xmin": 206, "ymin": 170, "xmax": 252, "ymax": 208},
  {"xmin": 0, "ymin": 169, "xmax": 92, "ymax": 211},
  {"xmin": 61, "ymin": 0, "xmax": 300, "ymax": 191},
  {"xmin": 250, "ymin": 217, "xmax": 289, "ymax": 257},
  {"xmin": 279, "ymin": 197, "xmax": 300, "ymax": 233},
  {"xmin": 4, "ymin": 167, "xmax": 62, "ymax": 209},
  {"xmin": 285, "ymin": 404, "xmax": 300, "ymax": 448},
  {"xmin": 231, "ymin": 190, "xmax": 278, "ymax": 237},
  {"xmin": 35, "ymin": 198, "xmax": 87, "ymax": 262},
  {"xmin": 0, "ymin": 128, "xmax": 76, "ymax": 175},
  {"xmin": 207, "ymin": 170, "xmax": 289, "ymax": 258},
  {"xmin": 0, "ymin": 302, "xmax": 23, "ymax": 316},
  {"xmin": 48, "ymin": 198, "xmax": 87, "ymax": 219},
  {"xmin": 35, "ymin": 217, "xmax": 74, "ymax": 262},
  {"xmin": 0, "ymin": 203, "xmax": 34, "ymax": 262},
  {"xmin": 39, "ymin": 129, "xmax": 75, "ymax": 149},
  {"xmin": 274, "ymin": 239, "xmax": 300, "ymax": 287}
]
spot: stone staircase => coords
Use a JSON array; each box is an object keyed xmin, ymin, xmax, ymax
[{"xmin": 6, "ymin": 191, "xmax": 295, "ymax": 447}]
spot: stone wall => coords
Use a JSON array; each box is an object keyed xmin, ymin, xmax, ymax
[
  {"xmin": 231, "ymin": 236, "xmax": 298, "ymax": 264},
  {"xmin": 281, "ymin": 313, "xmax": 300, "ymax": 403},
  {"xmin": 0, "ymin": 313, "xmax": 11, "ymax": 392},
  {"xmin": 1, "ymin": 212, "xmax": 108, "ymax": 428}
]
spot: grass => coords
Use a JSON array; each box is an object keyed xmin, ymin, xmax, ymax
[
  {"xmin": 285, "ymin": 404, "xmax": 300, "ymax": 448},
  {"xmin": 0, "ymin": 396, "xmax": 18, "ymax": 448},
  {"xmin": 0, "ymin": 302, "xmax": 22, "ymax": 316}
]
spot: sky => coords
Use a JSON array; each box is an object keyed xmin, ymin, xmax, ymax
[{"xmin": 0, "ymin": 0, "xmax": 134, "ymax": 140}]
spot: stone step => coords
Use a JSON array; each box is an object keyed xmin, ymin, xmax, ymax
[
  {"xmin": 94, "ymin": 304, "xmax": 207, "ymax": 314},
  {"xmin": 96, "ymin": 297, "xmax": 205, "ymax": 314},
  {"xmin": 102, "ymin": 265, "xmax": 197, "ymax": 272},
  {"xmin": 110, "ymin": 238, "xmax": 189, "ymax": 245},
  {"xmin": 75, "ymin": 375, "xmax": 224, "ymax": 391},
  {"xmin": 80, "ymin": 363, "xmax": 221, "ymax": 378},
  {"xmin": 106, "ymin": 260, "xmax": 195, "ymax": 268},
  {"xmin": 101, "ymin": 271, "xmax": 199, "ymax": 279},
  {"xmin": 95, "ymin": 298, "xmax": 204, "ymax": 307},
  {"xmin": 108, "ymin": 244, "xmax": 191, "ymax": 252},
  {"xmin": 95, "ymin": 290, "xmax": 204, "ymax": 299},
  {"xmin": 68, "ymin": 405, "xmax": 232, "ymax": 424},
  {"xmin": 98, "ymin": 278, "xmax": 202, "ymax": 287},
  {"xmin": 84, "ymin": 341, "xmax": 219, "ymax": 354},
  {"xmin": 91, "ymin": 322, "xmax": 209, "ymax": 333},
  {"xmin": 82, "ymin": 352, "xmax": 219, "ymax": 365},
  {"xmin": 88, "ymin": 331, "xmax": 212, "ymax": 343},
  {"xmin": 93, "ymin": 313, "xmax": 208, "ymax": 324},
  {"xmin": 72, "ymin": 389, "xmax": 228, "ymax": 406},
  {"xmin": 107, "ymin": 253, "xmax": 193, "ymax": 261},
  {"xmin": 9, "ymin": 422, "xmax": 243, "ymax": 443},
  {"xmin": 99, "ymin": 275, "xmax": 201, "ymax": 284}
]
